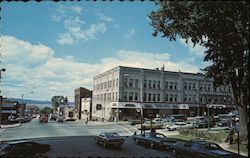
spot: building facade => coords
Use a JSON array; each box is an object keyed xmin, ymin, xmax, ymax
[
  {"xmin": 92, "ymin": 66, "xmax": 235, "ymax": 121},
  {"xmin": 74, "ymin": 87, "xmax": 92, "ymax": 119},
  {"xmin": 81, "ymin": 98, "xmax": 92, "ymax": 120}
]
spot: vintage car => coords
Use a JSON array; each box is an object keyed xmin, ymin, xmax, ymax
[
  {"xmin": 39, "ymin": 114, "xmax": 48, "ymax": 123},
  {"xmin": 95, "ymin": 132, "xmax": 124, "ymax": 148},
  {"xmin": 168, "ymin": 140, "xmax": 242, "ymax": 158},
  {"xmin": 132, "ymin": 132, "xmax": 179, "ymax": 150},
  {"xmin": 136, "ymin": 121, "xmax": 163, "ymax": 130}
]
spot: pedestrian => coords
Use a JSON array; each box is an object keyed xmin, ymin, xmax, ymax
[{"xmin": 85, "ymin": 117, "xmax": 88, "ymax": 124}]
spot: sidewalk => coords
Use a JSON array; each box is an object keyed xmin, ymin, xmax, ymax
[{"xmin": 0, "ymin": 123, "xmax": 22, "ymax": 129}]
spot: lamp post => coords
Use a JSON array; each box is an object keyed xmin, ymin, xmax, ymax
[
  {"xmin": 0, "ymin": 68, "xmax": 6, "ymax": 128},
  {"xmin": 124, "ymin": 71, "xmax": 144, "ymax": 135}
]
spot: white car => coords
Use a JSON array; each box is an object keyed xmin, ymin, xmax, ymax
[{"xmin": 167, "ymin": 122, "xmax": 193, "ymax": 131}]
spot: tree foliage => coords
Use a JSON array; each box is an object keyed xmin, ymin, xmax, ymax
[
  {"xmin": 51, "ymin": 96, "xmax": 65, "ymax": 109},
  {"xmin": 149, "ymin": 1, "xmax": 249, "ymax": 140}
]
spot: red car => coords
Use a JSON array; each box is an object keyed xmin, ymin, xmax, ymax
[{"xmin": 39, "ymin": 114, "xmax": 48, "ymax": 123}]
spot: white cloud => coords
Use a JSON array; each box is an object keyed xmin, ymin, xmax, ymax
[
  {"xmin": 123, "ymin": 28, "xmax": 136, "ymax": 39},
  {"xmin": 179, "ymin": 38, "xmax": 208, "ymax": 57},
  {"xmin": 52, "ymin": 6, "xmax": 112, "ymax": 45},
  {"xmin": 1, "ymin": 36, "xmax": 200, "ymax": 102}
]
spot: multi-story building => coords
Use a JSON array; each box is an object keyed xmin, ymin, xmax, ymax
[
  {"xmin": 92, "ymin": 66, "xmax": 235, "ymax": 121},
  {"xmin": 74, "ymin": 87, "xmax": 92, "ymax": 119}
]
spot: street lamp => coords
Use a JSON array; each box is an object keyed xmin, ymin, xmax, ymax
[{"xmin": 124, "ymin": 71, "xmax": 144, "ymax": 135}]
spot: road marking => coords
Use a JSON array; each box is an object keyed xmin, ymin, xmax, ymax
[{"xmin": 115, "ymin": 124, "xmax": 133, "ymax": 135}]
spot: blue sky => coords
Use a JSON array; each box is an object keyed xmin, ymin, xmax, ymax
[{"xmin": 0, "ymin": 1, "xmax": 208, "ymax": 102}]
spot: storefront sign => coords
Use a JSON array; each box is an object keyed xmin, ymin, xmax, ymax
[{"xmin": 124, "ymin": 104, "xmax": 136, "ymax": 107}]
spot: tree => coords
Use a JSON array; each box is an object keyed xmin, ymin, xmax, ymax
[
  {"xmin": 51, "ymin": 96, "xmax": 65, "ymax": 112},
  {"xmin": 40, "ymin": 107, "xmax": 53, "ymax": 115},
  {"xmin": 149, "ymin": 1, "xmax": 249, "ymax": 142}
]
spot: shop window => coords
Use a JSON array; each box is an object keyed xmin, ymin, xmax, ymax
[{"xmin": 123, "ymin": 92, "xmax": 127, "ymax": 101}]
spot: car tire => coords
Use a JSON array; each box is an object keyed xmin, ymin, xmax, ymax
[
  {"xmin": 103, "ymin": 142, "xmax": 107, "ymax": 148},
  {"xmin": 150, "ymin": 142, "xmax": 154, "ymax": 149},
  {"xmin": 135, "ymin": 139, "xmax": 139, "ymax": 145}
]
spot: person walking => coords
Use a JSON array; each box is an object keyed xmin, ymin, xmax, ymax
[{"xmin": 85, "ymin": 117, "xmax": 88, "ymax": 124}]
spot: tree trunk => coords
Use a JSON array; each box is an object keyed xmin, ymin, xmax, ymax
[{"xmin": 238, "ymin": 106, "xmax": 248, "ymax": 143}]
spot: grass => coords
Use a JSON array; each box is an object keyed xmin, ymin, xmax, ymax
[{"xmin": 168, "ymin": 130, "xmax": 248, "ymax": 155}]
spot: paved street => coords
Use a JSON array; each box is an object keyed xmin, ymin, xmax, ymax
[{"xmin": 0, "ymin": 118, "xmax": 175, "ymax": 157}]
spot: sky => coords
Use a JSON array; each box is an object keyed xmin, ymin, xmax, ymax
[{"xmin": 0, "ymin": 1, "xmax": 209, "ymax": 102}]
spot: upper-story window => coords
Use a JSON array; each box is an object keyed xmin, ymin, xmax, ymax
[
  {"xmin": 153, "ymin": 93, "xmax": 156, "ymax": 101},
  {"xmin": 174, "ymin": 82, "xmax": 177, "ymax": 90},
  {"xmin": 149, "ymin": 80, "xmax": 152, "ymax": 89},
  {"xmin": 148, "ymin": 93, "xmax": 152, "ymax": 101},
  {"xmin": 169, "ymin": 94, "xmax": 173, "ymax": 102},
  {"xmin": 193, "ymin": 83, "xmax": 196, "ymax": 90},
  {"xmin": 184, "ymin": 82, "xmax": 187, "ymax": 89},
  {"xmin": 165, "ymin": 81, "xmax": 168, "ymax": 89},
  {"xmin": 174, "ymin": 94, "xmax": 178, "ymax": 102},
  {"xmin": 113, "ymin": 79, "xmax": 115, "ymax": 87},
  {"xmin": 123, "ymin": 92, "xmax": 127, "ymax": 101},
  {"xmin": 200, "ymin": 84, "xmax": 203, "ymax": 90},
  {"xmin": 158, "ymin": 81, "xmax": 161, "ymax": 89},
  {"xmin": 134, "ymin": 92, "xmax": 138, "ymax": 101},
  {"xmin": 135, "ymin": 78, "xmax": 139, "ymax": 88},
  {"xmin": 165, "ymin": 94, "xmax": 168, "ymax": 102},
  {"xmin": 116, "ymin": 78, "xmax": 118, "ymax": 87},
  {"xmin": 189, "ymin": 83, "xmax": 192, "ymax": 90},
  {"xmin": 129, "ymin": 92, "xmax": 133, "ymax": 101},
  {"xmin": 157, "ymin": 93, "xmax": 160, "ymax": 101},
  {"xmin": 153, "ymin": 81, "xmax": 156, "ymax": 89},
  {"xmin": 144, "ymin": 80, "xmax": 147, "ymax": 88},
  {"xmin": 169, "ymin": 82, "xmax": 173, "ymax": 90},
  {"xmin": 129, "ymin": 79, "xmax": 133, "ymax": 87}
]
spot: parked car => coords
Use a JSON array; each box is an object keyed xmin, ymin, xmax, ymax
[
  {"xmin": 166, "ymin": 114, "xmax": 187, "ymax": 122},
  {"xmin": 152, "ymin": 118, "xmax": 164, "ymax": 124},
  {"xmin": 132, "ymin": 132, "xmax": 179, "ymax": 150},
  {"xmin": 95, "ymin": 132, "xmax": 124, "ymax": 148},
  {"xmin": 136, "ymin": 121, "xmax": 163, "ymax": 130},
  {"xmin": 57, "ymin": 116, "xmax": 64, "ymax": 123},
  {"xmin": 50, "ymin": 114, "xmax": 58, "ymax": 121},
  {"xmin": 217, "ymin": 119, "xmax": 230, "ymax": 127},
  {"xmin": 39, "ymin": 114, "xmax": 48, "ymax": 123},
  {"xmin": 167, "ymin": 122, "xmax": 194, "ymax": 131},
  {"xmin": 169, "ymin": 140, "xmax": 241, "ymax": 158}
]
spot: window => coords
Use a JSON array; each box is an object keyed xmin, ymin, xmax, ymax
[
  {"xmin": 158, "ymin": 81, "xmax": 161, "ymax": 89},
  {"xmin": 184, "ymin": 82, "xmax": 187, "ymax": 89},
  {"xmin": 184, "ymin": 95, "xmax": 187, "ymax": 102},
  {"xmin": 153, "ymin": 93, "xmax": 156, "ymax": 101},
  {"xmin": 112, "ymin": 92, "xmax": 114, "ymax": 100},
  {"xmin": 193, "ymin": 95, "xmax": 196, "ymax": 102},
  {"xmin": 165, "ymin": 81, "xmax": 168, "ymax": 89},
  {"xmin": 96, "ymin": 104, "xmax": 102, "ymax": 110},
  {"xmin": 174, "ymin": 94, "xmax": 177, "ymax": 102},
  {"xmin": 144, "ymin": 80, "xmax": 147, "ymax": 88},
  {"xmin": 169, "ymin": 82, "xmax": 173, "ymax": 90},
  {"xmin": 113, "ymin": 79, "xmax": 115, "ymax": 87},
  {"xmin": 129, "ymin": 79, "xmax": 133, "ymax": 87},
  {"xmin": 149, "ymin": 80, "xmax": 152, "ymax": 88},
  {"xmin": 200, "ymin": 84, "xmax": 203, "ymax": 90},
  {"xmin": 148, "ymin": 93, "xmax": 152, "ymax": 101},
  {"xmin": 144, "ymin": 93, "xmax": 147, "ymax": 101},
  {"xmin": 165, "ymin": 94, "xmax": 168, "ymax": 102},
  {"xmin": 123, "ymin": 92, "xmax": 127, "ymax": 101},
  {"xmin": 101, "ymin": 83, "xmax": 103, "ymax": 89},
  {"xmin": 104, "ymin": 82, "xmax": 107, "ymax": 88},
  {"xmin": 189, "ymin": 83, "xmax": 192, "ymax": 90},
  {"xmin": 129, "ymin": 92, "xmax": 133, "ymax": 101},
  {"xmin": 153, "ymin": 81, "xmax": 156, "ymax": 89},
  {"xmin": 193, "ymin": 83, "xmax": 196, "ymax": 89},
  {"xmin": 169, "ymin": 94, "xmax": 173, "ymax": 102},
  {"xmin": 174, "ymin": 82, "xmax": 177, "ymax": 90},
  {"xmin": 157, "ymin": 93, "xmax": 160, "ymax": 102},
  {"xmin": 188, "ymin": 96, "xmax": 191, "ymax": 102},
  {"xmin": 135, "ymin": 78, "xmax": 139, "ymax": 88},
  {"xmin": 134, "ymin": 92, "xmax": 138, "ymax": 101},
  {"xmin": 115, "ymin": 92, "xmax": 118, "ymax": 101},
  {"xmin": 104, "ymin": 94, "xmax": 106, "ymax": 101},
  {"xmin": 116, "ymin": 78, "xmax": 118, "ymax": 87}
]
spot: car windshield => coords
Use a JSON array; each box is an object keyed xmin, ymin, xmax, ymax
[{"xmin": 0, "ymin": 1, "xmax": 247, "ymax": 158}]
